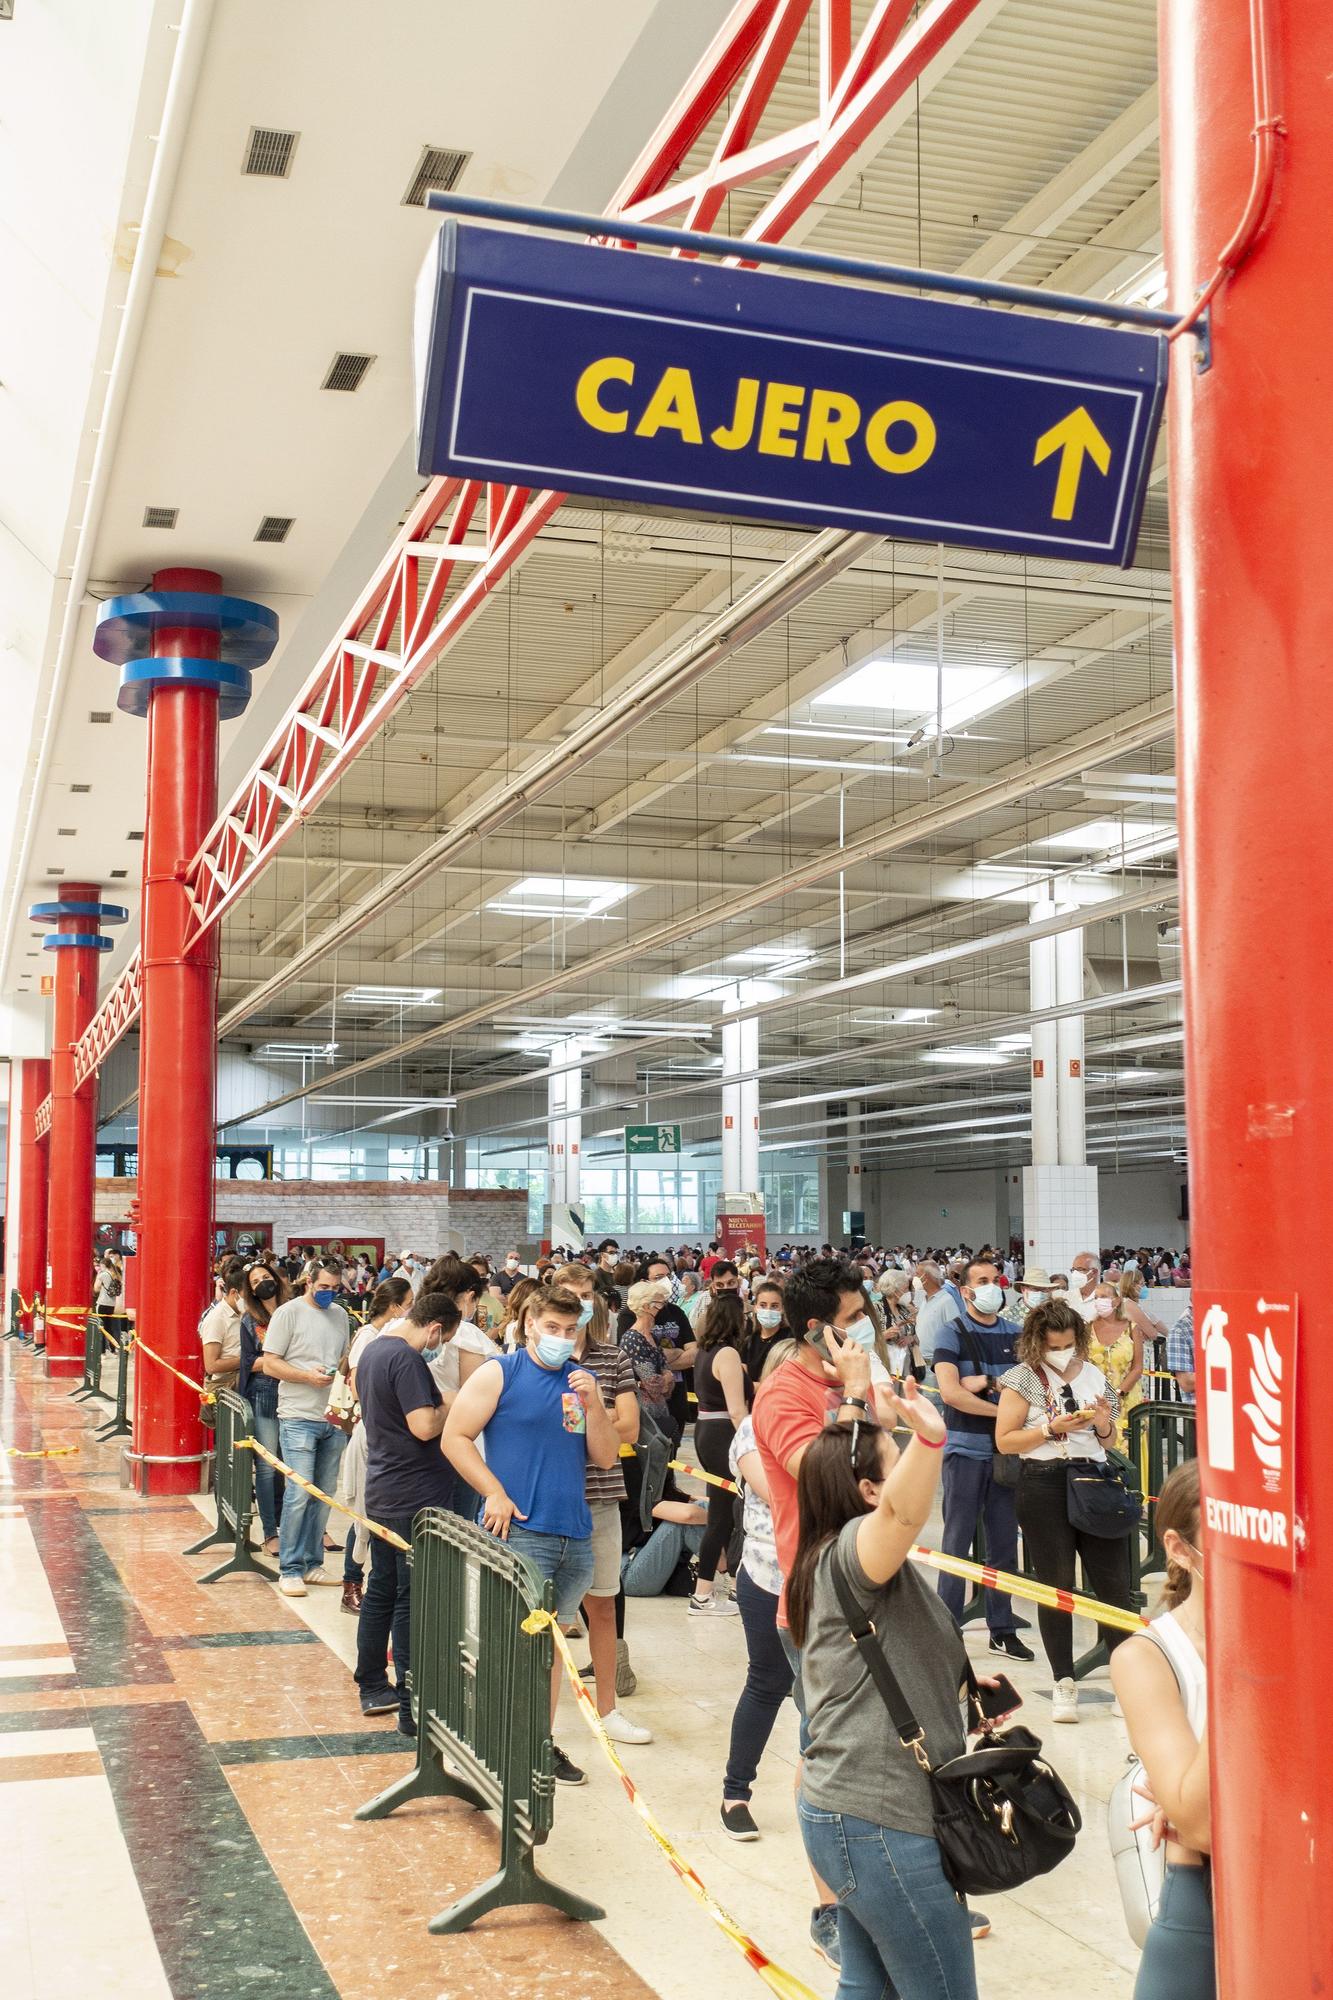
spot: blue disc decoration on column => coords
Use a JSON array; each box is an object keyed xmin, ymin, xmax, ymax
[
  {"xmin": 27, "ymin": 899, "xmax": 129, "ymax": 951},
  {"xmin": 93, "ymin": 591, "xmax": 279, "ymax": 720}
]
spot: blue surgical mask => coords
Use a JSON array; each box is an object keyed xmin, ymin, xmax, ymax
[
  {"xmin": 842, "ymin": 1314, "xmax": 877, "ymax": 1349},
  {"xmin": 313, "ymin": 1287, "xmax": 336, "ymax": 1310},
  {"xmin": 577, "ymin": 1298, "xmax": 595, "ymax": 1327},
  {"xmin": 535, "ymin": 1333, "xmax": 577, "ymax": 1368},
  {"xmin": 420, "ymin": 1342, "xmax": 442, "ymax": 1365},
  {"xmin": 756, "ymin": 1306, "xmax": 783, "ymax": 1329},
  {"xmin": 970, "ymin": 1283, "xmax": 1004, "ymax": 1315}
]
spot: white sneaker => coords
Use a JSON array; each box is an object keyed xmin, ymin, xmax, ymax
[
  {"xmin": 302, "ymin": 1565, "xmax": 336, "ymax": 1585},
  {"xmin": 689, "ymin": 1593, "xmax": 740, "ymax": 1617},
  {"xmin": 600, "ymin": 1707, "xmax": 653, "ymax": 1745},
  {"xmin": 279, "ymin": 1576, "xmax": 308, "ymax": 1598},
  {"xmin": 1051, "ymin": 1678, "xmax": 1079, "ymax": 1723}
]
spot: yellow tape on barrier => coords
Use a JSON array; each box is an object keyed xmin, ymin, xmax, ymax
[
  {"xmin": 908, "ymin": 1544, "xmax": 1149, "ymax": 1635},
  {"xmin": 525, "ymin": 1606, "xmax": 821, "ymax": 2000},
  {"xmin": 669, "ymin": 1456, "xmax": 738, "ymax": 1494},
  {"xmin": 131, "ymin": 1336, "xmax": 215, "ymax": 1405},
  {"xmin": 236, "ymin": 1436, "xmax": 410, "ymax": 1553},
  {"xmin": 3, "ymin": 1440, "xmax": 80, "ymax": 1459}
]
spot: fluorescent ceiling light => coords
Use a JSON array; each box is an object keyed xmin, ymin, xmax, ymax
[
  {"xmin": 1034, "ymin": 819, "xmax": 1174, "ymax": 852},
  {"xmin": 920, "ymin": 1048, "xmax": 1009, "ymax": 1067},
  {"xmin": 1080, "ymin": 770, "xmax": 1177, "ymax": 791},
  {"xmin": 763, "ymin": 723, "xmax": 913, "ymax": 745},
  {"xmin": 311, "ymin": 1094, "xmax": 456, "ymax": 1108},
  {"xmin": 489, "ymin": 874, "xmax": 630, "ymax": 915},
  {"xmin": 813, "ymin": 658, "xmax": 1007, "ymax": 714},
  {"xmin": 486, "ymin": 903, "xmax": 619, "ymax": 921},
  {"xmin": 850, "ymin": 1006, "xmax": 940, "ymax": 1026},
  {"xmin": 340, "ymin": 986, "xmax": 440, "ymax": 1007},
  {"xmin": 730, "ymin": 946, "xmax": 812, "ymax": 966},
  {"xmin": 257, "ymin": 1041, "xmax": 339, "ymax": 1059},
  {"xmin": 993, "ymin": 1034, "xmax": 1032, "ymax": 1048},
  {"xmin": 732, "ymin": 752, "xmax": 914, "ymax": 775}
]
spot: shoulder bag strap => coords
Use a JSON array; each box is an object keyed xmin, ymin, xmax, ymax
[{"xmin": 829, "ymin": 1543, "xmax": 934, "ymax": 1760}]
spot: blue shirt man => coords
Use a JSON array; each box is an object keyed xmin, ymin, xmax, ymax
[{"xmin": 931, "ymin": 1259, "xmax": 1030, "ymax": 1660}]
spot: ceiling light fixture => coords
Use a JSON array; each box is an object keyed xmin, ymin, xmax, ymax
[
  {"xmin": 732, "ymin": 751, "xmax": 915, "ymax": 775},
  {"xmin": 814, "ymin": 658, "xmax": 1007, "ymax": 714},
  {"xmin": 339, "ymin": 986, "xmax": 440, "ymax": 1007}
]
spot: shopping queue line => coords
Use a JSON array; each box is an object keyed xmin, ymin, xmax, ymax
[{"xmin": 120, "ymin": 1333, "xmax": 1150, "ymax": 1998}]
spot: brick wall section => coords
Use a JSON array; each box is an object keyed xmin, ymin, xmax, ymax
[{"xmin": 94, "ymin": 1179, "xmax": 528, "ymax": 1260}]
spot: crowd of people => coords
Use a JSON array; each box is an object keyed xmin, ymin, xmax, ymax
[{"xmin": 181, "ymin": 1235, "xmax": 1203, "ymax": 1999}]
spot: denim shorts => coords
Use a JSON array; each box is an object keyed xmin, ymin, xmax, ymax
[{"xmin": 507, "ymin": 1524, "xmax": 595, "ymax": 1623}]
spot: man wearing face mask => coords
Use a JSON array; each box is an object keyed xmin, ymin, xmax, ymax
[
  {"xmin": 1062, "ymin": 1251, "xmax": 1102, "ymax": 1323},
  {"xmin": 264, "ymin": 1258, "xmax": 354, "ymax": 1597},
  {"xmin": 931, "ymin": 1258, "xmax": 1034, "ymax": 1661},
  {"xmin": 353, "ymin": 1292, "xmax": 461, "ymax": 1732},
  {"xmin": 444, "ymin": 1284, "xmax": 621, "ymax": 1787},
  {"xmin": 496, "ymin": 1251, "xmax": 525, "ymax": 1296},
  {"xmin": 911, "ymin": 1261, "xmax": 955, "ymax": 1364}
]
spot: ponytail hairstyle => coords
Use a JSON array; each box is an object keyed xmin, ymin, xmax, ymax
[
  {"xmin": 786, "ymin": 1421, "xmax": 887, "ymax": 1649},
  {"xmin": 1156, "ymin": 1458, "xmax": 1202, "ymax": 1608}
]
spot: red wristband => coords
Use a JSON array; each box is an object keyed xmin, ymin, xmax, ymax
[{"xmin": 913, "ymin": 1432, "xmax": 945, "ymax": 1450}]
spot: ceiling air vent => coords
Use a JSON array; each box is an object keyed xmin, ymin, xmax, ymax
[
  {"xmin": 321, "ymin": 351, "xmax": 376, "ymax": 393},
  {"xmin": 127, "ymin": 830, "xmax": 144, "ymax": 842},
  {"xmin": 143, "ymin": 506, "xmax": 178, "ymax": 529},
  {"xmin": 243, "ymin": 126, "xmax": 299, "ymax": 178},
  {"xmin": 89, "ymin": 711, "xmax": 112, "ymax": 724},
  {"xmin": 70, "ymin": 784, "xmax": 90, "ymax": 794},
  {"xmin": 110, "ymin": 869, "xmax": 128, "ymax": 879},
  {"xmin": 254, "ymin": 515, "xmax": 294, "ymax": 544},
  {"xmin": 57, "ymin": 827, "xmax": 76, "ymax": 837},
  {"xmin": 47, "ymin": 867, "xmax": 64, "ymax": 877},
  {"xmin": 402, "ymin": 144, "xmax": 471, "ymax": 208}
]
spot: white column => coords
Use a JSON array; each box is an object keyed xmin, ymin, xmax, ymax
[
  {"xmin": 1029, "ymin": 898, "xmax": 1058, "ymax": 1166},
  {"xmin": 1055, "ymin": 912, "xmax": 1086, "ymax": 1166},
  {"xmin": 721, "ymin": 988, "xmax": 743, "ymax": 1191},
  {"xmin": 547, "ymin": 1036, "xmax": 583, "ymax": 1207},
  {"xmin": 739, "ymin": 1008, "xmax": 760, "ymax": 1192},
  {"xmin": 845, "ymin": 1097, "xmax": 863, "ymax": 1230}
]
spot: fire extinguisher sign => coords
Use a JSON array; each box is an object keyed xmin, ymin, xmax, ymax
[{"xmin": 1195, "ymin": 1289, "xmax": 1299, "ymax": 1574}]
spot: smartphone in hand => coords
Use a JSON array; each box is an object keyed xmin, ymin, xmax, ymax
[{"xmin": 973, "ymin": 1674, "xmax": 1022, "ymax": 1725}]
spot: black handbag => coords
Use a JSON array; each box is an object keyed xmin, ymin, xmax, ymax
[
  {"xmin": 1065, "ymin": 1449, "xmax": 1142, "ymax": 1538},
  {"xmin": 830, "ymin": 1549, "xmax": 1081, "ymax": 1895}
]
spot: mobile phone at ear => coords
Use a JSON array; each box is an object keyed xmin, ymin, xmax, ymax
[{"xmin": 975, "ymin": 1674, "xmax": 1021, "ymax": 1723}]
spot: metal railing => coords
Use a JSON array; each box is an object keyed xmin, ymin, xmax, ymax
[
  {"xmin": 94, "ymin": 1321, "xmax": 134, "ymax": 1442},
  {"xmin": 1129, "ymin": 1398, "xmax": 1198, "ymax": 1573},
  {"xmin": 68, "ymin": 1313, "xmax": 113, "ymax": 1406},
  {"xmin": 357, "ymin": 1508, "xmax": 603, "ymax": 1934},
  {"xmin": 183, "ymin": 1387, "xmax": 275, "ymax": 1585}
]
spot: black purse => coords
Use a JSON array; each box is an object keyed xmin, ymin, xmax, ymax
[
  {"xmin": 830, "ymin": 1549, "xmax": 1081, "ymax": 1895},
  {"xmin": 1066, "ymin": 1451, "xmax": 1142, "ymax": 1537}
]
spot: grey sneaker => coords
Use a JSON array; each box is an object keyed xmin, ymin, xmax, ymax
[
  {"xmin": 615, "ymin": 1637, "xmax": 638, "ymax": 1698},
  {"xmin": 810, "ymin": 1904, "xmax": 841, "ymax": 1969}
]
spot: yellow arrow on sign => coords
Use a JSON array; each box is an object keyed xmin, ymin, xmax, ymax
[{"xmin": 1033, "ymin": 405, "xmax": 1112, "ymax": 521}]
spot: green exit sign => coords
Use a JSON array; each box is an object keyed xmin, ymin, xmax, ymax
[{"xmin": 625, "ymin": 1123, "xmax": 683, "ymax": 1156}]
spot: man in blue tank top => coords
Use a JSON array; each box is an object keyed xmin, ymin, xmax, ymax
[{"xmin": 444, "ymin": 1283, "xmax": 620, "ymax": 1786}]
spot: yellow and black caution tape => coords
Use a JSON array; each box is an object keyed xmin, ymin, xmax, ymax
[
  {"xmin": 526, "ymin": 1605, "xmax": 821, "ymax": 2000},
  {"xmin": 236, "ymin": 1436, "xmax": 410, "ymax": 1553}
]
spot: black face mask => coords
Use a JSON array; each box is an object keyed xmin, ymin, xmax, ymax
[{"xmin": 252, "ymin": 1280, "xmax": 277, "ymax": 1301}]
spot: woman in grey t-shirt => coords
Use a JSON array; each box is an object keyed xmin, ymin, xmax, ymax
[{"xmin": 787, "ymin": 1384, "xmax": 980, "ymax": 1999}]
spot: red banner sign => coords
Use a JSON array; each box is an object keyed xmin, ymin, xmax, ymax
[{"xmin": 1195, "ymin": 1288, "xmax": 1299, "ymax": 1573}]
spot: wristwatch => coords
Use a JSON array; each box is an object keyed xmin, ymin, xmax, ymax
[{"xmin": 840, "ymin": 1394, "xmax": 870, "ymax": 1414}]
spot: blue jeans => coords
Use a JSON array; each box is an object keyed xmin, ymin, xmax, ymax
[
  {"xmin": 938, "ymin": 1450, "xmax": 1017, "ymax": 1634},
  {"xmin": 724, "ymin": 1565, "xmax": 794, "ymax": 1801},
  {"xmin": 248, "ymin": 1399, "xmax": 283, "ymax": 1541},
  {"xmin": 276, "ymin": 1418, "xmax": 349, "ymax": 1580},
  {"xmin": 797, "ymin": 1798, "xmax": 977, "ymax": 2000},
  {"xmin": 506, "ymin": 1524, "xmax": 594, "ymax": 1623}
]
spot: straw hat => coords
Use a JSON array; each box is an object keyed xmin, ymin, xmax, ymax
[{"xmin": 1018, "ymin": 1266, "xmax": 1057, "ymax": 1291}]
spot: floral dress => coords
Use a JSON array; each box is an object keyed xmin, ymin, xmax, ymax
[{"xmin": 1088, "ymin": 1318, "xmax": 1141, "ymax": 1444}]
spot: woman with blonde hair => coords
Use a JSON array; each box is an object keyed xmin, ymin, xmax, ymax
[
  {"xmin": 1089, "ymin": 1280, "xmax": 1146, "ymax": 1438},
  {"xmin": 1111, "ymin": 1460, "xmax": 1212, "ymax": 1997}
]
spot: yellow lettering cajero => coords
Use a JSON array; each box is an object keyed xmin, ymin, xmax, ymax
[
  {"xmin": 571, "ymin": 356, "xmax": 939, "ymax": 482},
  {"xmin": 756, "ymin": 381, "xmax": 806, "ymax": 458},
  {"xmin": 864, "ymin": 399, "xmax": 936, "ymax": 475},
  {"xmin": 802, "ymin": 388, "xmax": 861, "ymax": 464},
  {"xmin": 575, "ymin": 356, "xmax": 635, "ymax": 433},
  {"xmin": 634, "ymin": 366, "xmax": 703, "ymax": 443}
]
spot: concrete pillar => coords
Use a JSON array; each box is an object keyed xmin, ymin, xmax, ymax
[
  {"xmin": 547, "ymin": 1036, "xmax": 583, "ymax": 1207},
  {"xmin": 1055, "ymin": 913, "xmax": 1086, "ymax": 1165},
  {"xmin": 1029, "ymin": 898, "xmax": 1059, "ymax": 1165}
]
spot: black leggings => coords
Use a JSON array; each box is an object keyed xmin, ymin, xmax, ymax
[
  {"xmin": 694, "ymin": 1417, "xmax": 742, "ymax": 1583},
  {"xmin": 1017, "ymin": 1461, "xmax": 1135, "ymax": 1679}
]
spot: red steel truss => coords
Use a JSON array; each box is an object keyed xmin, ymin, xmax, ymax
[{"xmin": 54, "ymin": 0, "xmax": 986, "ymax": 1118}]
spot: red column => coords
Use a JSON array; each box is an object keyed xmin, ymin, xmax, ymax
[
  {"xmin": 133, "ymin": 567, "xmax": 224, "ymax": 1494},
  {"xmin": 1160, "ymin": 3, "xmax": 1327, "ymax": 1993},
  {"xmin": 16, "ymin": 1057, "xmax": 50, "ymax": 1335},
  {"xmin": 43, "ymin": 885, "xmax": 101, "ymax": 1374}
]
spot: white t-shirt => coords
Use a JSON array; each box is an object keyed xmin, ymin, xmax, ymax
[
  {"xmin": 429, "ymin": 1319, "xmax": 501, "ymax": 1396},
  {"xmin": 1000, "ymin": 1357, "xmax": 1116, "ymax": 1461}
]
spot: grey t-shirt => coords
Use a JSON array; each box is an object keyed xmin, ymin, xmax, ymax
[
  {"xmin": 800, "ymin": 1517, "xmax": 968, "ymax": 1837},
  {"xmin": 264, "ymin": 1297, "xmax": 351, "ymax": 1420}
]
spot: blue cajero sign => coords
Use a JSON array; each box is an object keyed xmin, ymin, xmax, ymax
[{"xmin": 415, "ymin": 222, "xmax": 1165, "ymax": 568}]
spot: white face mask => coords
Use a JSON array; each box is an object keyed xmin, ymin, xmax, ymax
[
  {"xmin": 969, "ymin": 1282, "xmax": 1004, "ymax": 1315},
  {"xmin": 1044, "ymin": 1346, "xmax": 1077, "ymax": 1372},
  {"xmin": 1022, "ymin": 1289, "xmax": 1046, "ymax": 1307},
  {"xmin": 1093, "ymin": 1297, "xmax": 1115, "ymax": 1319},
  {"xmin": 1071, "ymin": 1269, "xmax": 1096, "ymax": 1292}
]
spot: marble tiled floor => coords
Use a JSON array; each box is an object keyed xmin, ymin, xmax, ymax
[{"xmin": 1, "ymin": 1338, "xmax": 1143, "ymax": 1999}]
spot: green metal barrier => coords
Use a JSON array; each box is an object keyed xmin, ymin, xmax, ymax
[
  {"xmin": 69, "ymin": 1313, "xmax": 113, "ymax": 1406},
  {"xmin": 357, "ymin": 1508, "xmax": 604, "ymax": 1934},
  {"xmin": 1129, "ymin": 1399, "xmax": 1197, "ymax": 1573},
  {"xmin": 4, "ymin": 1288, "xmax": 22, "ymax": 1342},
  {"xmin": 183, "ymin": 1387, "xmax": 275, "ymax": 1585},
  {"xmin": 94, "ymin": 1327, "xmax": 134, "ymax": 1442}
]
